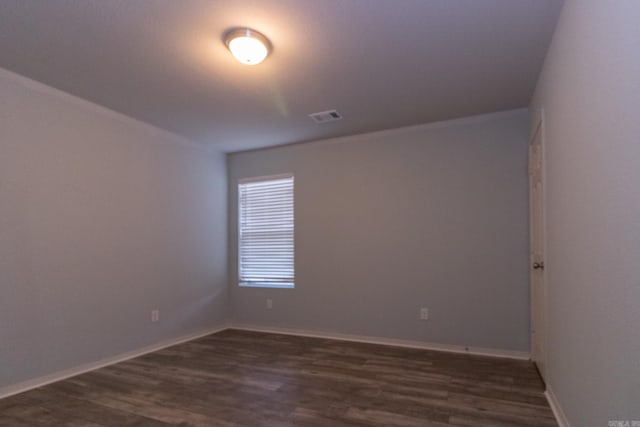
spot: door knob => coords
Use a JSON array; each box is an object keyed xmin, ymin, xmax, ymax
[{"xmin": 532, "ymin": 262, "xmax": 544, "ymax": 270}]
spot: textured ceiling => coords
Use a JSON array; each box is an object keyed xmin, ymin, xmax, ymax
[{"xmin": 0, "ymin": 0, "xmax": 563, "ymax": 152}]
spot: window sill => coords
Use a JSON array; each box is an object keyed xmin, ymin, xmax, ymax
[{"xmin": 239, "ymin": 282, "xmax": 294, "ymax": 289}]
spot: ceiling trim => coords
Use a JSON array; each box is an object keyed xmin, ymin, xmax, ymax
[
  {"xmin": 229, "ymin": 108, "xmax": 529, "ymax": 155},
  {"xmin": 0, "ymin": 66, "xmax": 211, "ymax": 154},
  {"xmin": 3, "ymin": 64, "xmax": 528, "ymax": 157}
]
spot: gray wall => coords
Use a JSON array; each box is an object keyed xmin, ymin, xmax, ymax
[
  {"xmin": 530, "ymin": 1, "xmax": 640, "ymax": 424},
  {"xmin": 228, "ymin": 111, "xmax": 531, "ymax": 352},
  {"xmin": 0, "ymin": 69, "xmax": 228, "ymax": 389}
]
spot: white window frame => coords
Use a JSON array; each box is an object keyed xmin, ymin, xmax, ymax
[{"xmin": 238, "ymin": 173, "xmax": 294, "ymax": 289}]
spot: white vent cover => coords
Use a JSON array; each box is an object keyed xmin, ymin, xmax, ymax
[{"xmin": 309, "ymin": 110, "xmax": 343, "ymax": 124}]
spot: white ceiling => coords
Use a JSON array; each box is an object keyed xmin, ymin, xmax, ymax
[{"xmin": 0, "ymin": 0, "xmax": 562, "ymax": 152}]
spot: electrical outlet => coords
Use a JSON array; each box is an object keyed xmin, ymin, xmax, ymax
[
  {"xmin": 151, "ymin": 309, "xmax": 160, "ymax": 322},
  {"xmin": 266, "ymin": 298, "xmax": 273, "ymax": 309},
  {"xmin": 419, "ymin": 307, "xmax": 429, "ymax": 320}
]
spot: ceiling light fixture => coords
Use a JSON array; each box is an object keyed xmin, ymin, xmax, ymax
[{"xmin": 224, "ymin": 28, "xmax": 271, "ymax": 65}]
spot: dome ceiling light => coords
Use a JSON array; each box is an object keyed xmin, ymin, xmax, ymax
[{"xmin": 224, "ymin": 28, "xmax": 271, "ymax": 65}]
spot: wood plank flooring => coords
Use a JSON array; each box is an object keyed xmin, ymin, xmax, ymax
[{"xmin": 0, "ymin": 329, "xmax": 557, "ymax": 426}]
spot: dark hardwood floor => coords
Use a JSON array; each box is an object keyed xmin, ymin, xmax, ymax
[{"xmin": 0, "ymin": 329, "xmax": 557, "ymax": 426}]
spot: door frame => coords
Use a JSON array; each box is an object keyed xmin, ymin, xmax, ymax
[{"xmin": 529, "ymin": 108, "xmax": 548, "ymax": 384}]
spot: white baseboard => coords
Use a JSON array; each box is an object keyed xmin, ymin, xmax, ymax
[
  {"xmin": 0, "ymin": 323, "xmax": 229, "ymax": 400},
  {"xmin": 0, "ymin": 322, "xmax": 532, "ymax": 402},
  {"xmin": 545, "ymin": 387, "xmax": 570, "ymax": 427},
  {"xmin": 230, "ymin": 323, "xmax": 530, "ymax": 360}
]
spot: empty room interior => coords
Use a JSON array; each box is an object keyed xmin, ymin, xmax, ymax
[{"xmin": 0, "ymin": 1, "xmax": 638, "ymax": 426}]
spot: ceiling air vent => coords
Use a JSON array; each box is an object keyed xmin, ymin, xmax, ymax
[{"xmin": 309, "ymin": 110, "xmax": 343, "ymax": 124}]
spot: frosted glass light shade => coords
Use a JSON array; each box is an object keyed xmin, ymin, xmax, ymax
[{"xmin": 225, "ymin": 28, "xmax": 270, "ymax": 65}]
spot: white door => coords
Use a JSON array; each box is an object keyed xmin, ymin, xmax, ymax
[{"xmin": 529, "ymin": 115, "xmax": 547, "ymax": 383}]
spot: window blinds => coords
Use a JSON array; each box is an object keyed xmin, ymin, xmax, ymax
[{"xmin": 238, "ymin": 175, "xmax": 294, "ymax": 286}]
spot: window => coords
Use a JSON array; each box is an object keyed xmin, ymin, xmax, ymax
[{"xmin": 238, "ymin": 174, "xmax": 294, "ymax": 288}]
